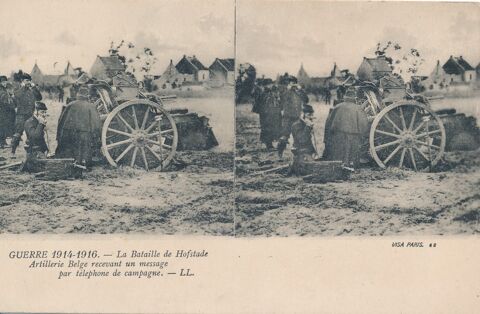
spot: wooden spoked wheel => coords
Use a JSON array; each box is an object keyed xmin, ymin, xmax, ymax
[
  {"xmin": 101, "ymin": 100, "xmax": 178, "ymax": 170},
  {"xmin": 369, "ymin": 101, "xmax": 446, "ymax": 171}
]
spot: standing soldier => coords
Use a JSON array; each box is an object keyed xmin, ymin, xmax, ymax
[
  {"xmin": 251, "ymin": 81, "xmax": 264, "ymax": 115},
  {"xmin": 55, "ymin": 85, "xmax": 102, "ymax": 168},
  {"xmin": 58, "ymin": 85, "xmax": 64, "ymax": 103},
  {"xmin": 252, "ymin": 81, "xmax": 282, "ymax": 150},
  {"xmin": 277, "ymin": 79, "xmax": 309, "ymax": 157},
  {"xmin": 324, "ymin": 88, "xmax": 331, "ymax": 105},
  {"xmin": 322, "ymin": 101, "xmax": 369, "ymax": 168},
  {"xmin": 0, "ymin": 76, "xmax": 16, "ymax": 148},
  {"xmin": 11, "ymin": 74, "xmax": 42, "ymax": 157}
]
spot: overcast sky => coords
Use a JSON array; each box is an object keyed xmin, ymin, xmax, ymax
[
  {"xmin": 0, "ymin": 0, "xmax": 233, "ymax": 76},
  {"xmin": 237, "ymin": 1, "xmax": 480, "ymax": 79}
]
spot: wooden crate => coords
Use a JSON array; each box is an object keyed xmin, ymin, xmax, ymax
[
  {"xmin": 32, "ymin": 158, "xmax": 81, "ymax": 181},
  {"xmin": 291, "ymin": 159, "xmax": 349, "ymax": 183}
]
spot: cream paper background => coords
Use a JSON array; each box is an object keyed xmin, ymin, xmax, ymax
[
  {"xmin": 1, "ymin": 0, "xmax": 479, "ymax": 312},
  {"xmin": 0, "ymin": 236, "xmax": 479, "ymax": 313}
]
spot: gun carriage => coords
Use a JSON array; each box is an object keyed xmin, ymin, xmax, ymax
[
  {"xmin": 90, "ymin": 75, "xmax": 178, "ymax": 171},
  {"xmin": 341, "ymin": 75, "xmax": 446, "ymax": 171}
]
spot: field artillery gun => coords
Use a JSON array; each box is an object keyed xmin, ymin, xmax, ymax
[
  {"xmin": 340, "ymin": 75, "xmax": 447, "ymax": 171},
  {"xmin": 89, "ymin": 75, "xmax": 179, "ymax": 171},
  {"xmin": 88, "ymin": 74, "xmax": 218, "ymax": 171}
]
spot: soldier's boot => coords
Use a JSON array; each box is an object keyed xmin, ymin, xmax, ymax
[
  {"xmin": 277, "ymin": 139, "xmax": 287, "ymax": 158},
  {"xmin": 10, "ymin": 134, "xmax": 21, "ymax": 157},
  {"xmin": 0, "ymin": 134, "xmax": 6, "ymax": 148}
]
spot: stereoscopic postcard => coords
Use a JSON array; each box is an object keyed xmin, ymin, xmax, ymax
[{"xmin": 0, "ymin": 0, "xmax": 478, "ymax": 313}]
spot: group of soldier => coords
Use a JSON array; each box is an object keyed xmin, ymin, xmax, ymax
[
  {"xmin": 252, "ymin": 77, "xmax": 317, "ymax": 160},
  {"xmin": 251, "ymin": 75, "xmax": 373, "ymax": 169},
  {"xmin": 0, "ymin": 72, "xmax": 101, "ymax": 173},
  {"xmin": 0, "ymin": 74, "xmax": 43, "ymax": 157}
]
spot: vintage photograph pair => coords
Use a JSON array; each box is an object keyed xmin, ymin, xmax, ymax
[{"xmin": 0, "ymin": 0, "xmax": 478, "ymax": 237}]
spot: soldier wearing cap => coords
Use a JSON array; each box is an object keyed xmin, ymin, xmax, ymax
[
  {"xmin": 11, "ymin": 73, "xmax": 42, "ymax": 157},
  {"xmin": 0, "ymin": 75, "xmax": 16, "ymax": 147},
  {"xmin": 291, "ymin": 104, "xmax": 317, "ymax": 160},
  {"xmin": 289, "ymin": 104, "xmax": 319, "ymax": 176},
  {"xmin": 22, "ymin": 101, "xmax": 49, "ymax": 172},
  {"xmin": 277, "ymin": 78, "xmax": 309, "ymax": 157}
]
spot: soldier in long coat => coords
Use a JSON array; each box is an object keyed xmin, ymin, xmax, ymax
[
  {"xmin": 252, "ymin": 83, "xmax": 282, "ymax": 149},
  {"xmin": 322, "ymin": 101, "xmax": 369, "ymax": 168},
  {"xmin": 0, "ymin": 76, "xmax": 16, "ymax": 147},
  {"xmin": 55, "ymin": 85, "xmax": 102, "ymax": 167},
  {"xmin": 11, "ymin": 74, "xmax": 42, "ymax": 156}
]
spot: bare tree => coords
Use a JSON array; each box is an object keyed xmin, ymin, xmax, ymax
[
  {"xmin": 375, "ymin": 41, "xmax": 425, "ymax": 79},
  {"xmin": 109, "ymin": 40, "xmax": 158, "ymax": 79}
]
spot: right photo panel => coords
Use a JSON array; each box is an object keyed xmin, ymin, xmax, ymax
[{"xmin": 235, "ymin": 1, "xmax": 480, "ymax": 236}]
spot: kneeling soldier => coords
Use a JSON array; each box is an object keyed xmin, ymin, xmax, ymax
[
  {"xmin": 291, "ymin": 104, "xmax": 317, "ymax": 162},
  {"xmin": 23, "ymin": 101, "xmax": 49, "ymax": 172}
]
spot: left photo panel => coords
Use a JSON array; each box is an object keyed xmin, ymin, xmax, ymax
[{"xmin": 0, "ymin": 0, "xmax": 235, "ymax": 235}]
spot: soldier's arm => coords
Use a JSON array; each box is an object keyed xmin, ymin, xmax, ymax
[
  {"xmin": 32, "ymin": 87, "xmax": 42, "ymax": 100},
  {"xmin": 11, "ymin": 95, "xmax": 17, "ymax": 110},
  {"xmin": 0, "ymin": 91, "xmax": 8, "ymax": 106},
  {"xmin": 301, "ymin": 90, "xmax": 309, "ymax": 103},
  {"xmin": 25, "ymin": 120, "xmax": 46, "ymax": 142}
]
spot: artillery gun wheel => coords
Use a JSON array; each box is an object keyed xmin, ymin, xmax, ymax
[
  {"xmin": 95, "ymin": 98, "xmax": 109, "ymax": 116},
  {"xmin": 369, "ymin": 101, "xmax": 446, "ymax": 171},
  {"xmin": 101, "ymin": 100, "xmax": 178, "ymax": 170}
]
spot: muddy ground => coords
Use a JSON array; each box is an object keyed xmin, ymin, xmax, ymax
[
  {"xmin": 235, "ymin": 100, "xmax": 480, "ymax": 236},
  {"xmin": 0, "ymin": 96, "xmax": 234, "ymax": 235}
]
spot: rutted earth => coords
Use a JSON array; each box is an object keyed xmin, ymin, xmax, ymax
[
  {"xmin": 235, "ymin": 101, "xmax": 480, "ymax": 236},
  {"xmin": 0, "ymin": 97, "xmax": 234, "ymax": 235}
]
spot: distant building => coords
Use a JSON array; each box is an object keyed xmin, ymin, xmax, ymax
[
  {"xmin": 175, "ymin": 55, "xmax": 209, "ymax": 82},
  {"xmin": 310, "ymin": 77, "xmax": 329, "ymax": 88},
  {"xmin": 30, "ymin": 63, "xmax": 44, "ymax": 85},
  {"xmin": 30, "ymin": 61, "xmax": 77, "ymax": 88},
  {"xmin": 329, "ymin": 63, "xmax": 342, "ymax": 83},
  {"xmin": 442, "ymin": 56, "xmax": 476, "ymax": 83},
  {"xmin": 327, "ymin": 62, "xmax": 353, "ymax": 87},
  {"xmin": 424, "ymin": 56, "xmax": 477, "ymax": 91},
  {"xmin": 64, "ymin": 61, "xmax": 77, "ymax": 76},
  {"xmin": 356, "ymin": 56, "xmax": 392, "ymax": 81},
  {"xmin": 209, "ymin": 58, "xmax": 235, "ymax": 85},
  {"xmin": 295, "ymin": 63, "xmax": 332, "ymax": 91},
  {"xmin": 297, "ymin": 63, "xmax": 310, "ymax": 87},
  {"xmin": 155, "ymin": 55, "xmax": 209, "ymax": 89},
  {"xmin": 89, "ymin": 55, "xmax": 126, "ymax": 80}
]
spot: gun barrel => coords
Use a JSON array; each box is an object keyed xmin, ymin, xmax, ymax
[
  {"xmin": 426, "ymin": 95, "xmax": 444, "ymax": 101},
  {"xmin": 158, "ymin": 95, "xmax": 177, "ymax": 100}
]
